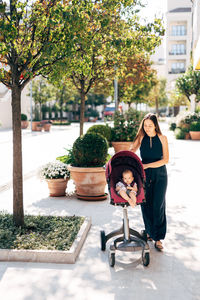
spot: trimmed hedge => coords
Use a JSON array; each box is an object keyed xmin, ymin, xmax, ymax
[
  {"xmin": 72, "ymin": 133, "xmax": 108, "ymax": 167},
  {"xmin": 87, "ymin": 124, "xmax": 112, "ymax": 143},
  {"xmin": 174, "ymin": 128, "xmax": 186, "ymax": 139}
]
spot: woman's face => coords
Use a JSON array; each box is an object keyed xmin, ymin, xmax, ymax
[{"xmin": 143, "ymin": 119, "xmax": 156, "ymax": 136}]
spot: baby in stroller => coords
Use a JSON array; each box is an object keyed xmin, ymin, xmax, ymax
[
  {"xmin": 115, "ymin": 169, "xmax": 138, "ymax": 208},
  {"xmin": 101, "ymin": 151, "xmax": 150, "ymax": 267}
]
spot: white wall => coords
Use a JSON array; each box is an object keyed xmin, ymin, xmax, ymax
[{"xmin": 0, "ymin": 83, "xmax": 31, "ymax": 129}]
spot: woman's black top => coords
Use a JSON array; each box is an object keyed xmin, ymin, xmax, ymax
[{"xmin": 140, "ymin": 134, "xmax": 163, "ymax": 164}]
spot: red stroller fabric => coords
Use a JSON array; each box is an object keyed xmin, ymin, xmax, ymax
[{"xmin": 106, "ymin": 151, "xmax": 146, "ymax": 205}]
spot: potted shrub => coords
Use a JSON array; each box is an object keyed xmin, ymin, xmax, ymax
[
  {"xmin": 174, "ymin": 127, "xmax": 187, "ymax": 140},
  {"xmin": 87, "ymin": 124, "xmax": 112, "ymax": 145},
  {"xmin": 176, "ymin": 112, "xmax": 200, "ymax": 131},
  {"xmin": 111, "ymin": 108, "xmax": 144, "ymax": 153},
  {"xmin": 41, "ymin": 120, "xmax": 52, "ymax": 132},
  {"xmin": 21, "ymin": 113, "xmax": 29, "ymax": 129},
  {"xmin": 32, "ymin": 117, "xmax": 42, "ymax": 131},
  {"xmin": 189, "ymin": 121, "xmax": 200, "ymax": 140},
  {"xmin": 32, "ymin": 108, "xmax": 42, "ymax": 131},
  {"xmin": 88, "ymin": 109, "xmax": 99, "ymax": 122},
  {"xmin": 40, "ymin": 161, "xmax": 70, "ymax": 196},
  {"xmin": 67, "ymin": 133, "xmax": 109, "ymax": 200},
  {"xmin": 169, "ymin": 122, "xmax": 176, "ymax": 131}
]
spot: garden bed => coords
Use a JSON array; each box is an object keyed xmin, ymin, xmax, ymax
[{"xmin": 0, "ymin": 213, "xmax": 91, "ymax": 263}]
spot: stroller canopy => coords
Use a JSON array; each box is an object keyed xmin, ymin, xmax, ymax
[{"xmin": 106, "ymin": 151, "xmax": 146, "ymax": 205}]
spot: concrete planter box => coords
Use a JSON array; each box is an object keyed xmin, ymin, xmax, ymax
[{"xmin": 0, "ymin": 217, "xmax": 91, "ymax": 264}]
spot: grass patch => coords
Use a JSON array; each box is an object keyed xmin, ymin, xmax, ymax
[{"xmin": 0, "ymin": 212, "xmax": 84, "ymax": 251}]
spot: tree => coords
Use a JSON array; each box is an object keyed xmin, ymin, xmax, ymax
[
  {"xmin": 49, "ymin": 78, "xmax": 79, "ymax": 122},
  {"xmin": 117, "ymin": 53, "xmax": 158, "ymax": 107},
  {"xmin": 176, "ymin": 66, "xmax": 200, "ymax": 104},
  {"xmin": 48, "ymin": 0, "xmax": 164, "ymax": 135},
  {"xmin": 167, "ymin": 89, "xmax": 189, "ymax": 116},
  {"xmin": 86, "ymin": 92, "xmax": 107, "ymax": 108},
  {"xmin": 0, "ymin": 0, "xmax": 76, "ymax": 226},
  {"xmin": 147, "ymin": 78, "xmax": 168, "ymax": 115},
  {"xmin": 31, "ymin": 77, "xmax": 55, "ymax": 120}
]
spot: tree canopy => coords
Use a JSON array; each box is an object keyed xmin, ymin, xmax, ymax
[
  {"xmin": 117, "ymin": 53, "xmax": 158, "ymax": 107},
  {"xmin": 147, "ymin": 78, "xmax": 168, "ymax": 115},
  {"xmin": 0, "ymin": 0, "xmax": 79, "ymax": 226},
  {"xmin": 176, "ymin": 66, "xmax": 200, "ymax": 103},
  {"xmin": 47, "ymin": 0, "xmax": 165, "ymax": 134}
]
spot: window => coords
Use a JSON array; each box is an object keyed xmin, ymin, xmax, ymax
[
  {"xmin": 171, "ymin": 25, "xmax": 186, "ymax": 36},
  {"xmin": 170, "ymin": 44, "xmax": 186, "ymax": 55},
  {"xmin": 170, "ymin": 62, "xmax": 185, "ymax": 74}
]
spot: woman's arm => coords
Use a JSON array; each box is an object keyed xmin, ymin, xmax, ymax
[{"xmin": 143, "ymin": 135, "xmax": 169, "ymax": 169}]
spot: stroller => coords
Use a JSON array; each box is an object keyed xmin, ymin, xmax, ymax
[{"xmin": 100, "ymin": 150, "xmax": 150, "ymax": 267}]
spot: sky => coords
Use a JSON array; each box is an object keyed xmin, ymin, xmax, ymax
[
  {"xmin": 3, "ymin": 0, "xmax": 167, "ymax": 19},
  {"xmin": 139, "ymin": 0, "xmax": 167, "ymax": 22}
]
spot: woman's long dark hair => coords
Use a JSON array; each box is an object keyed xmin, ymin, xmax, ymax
[{"xmin": 134, "ymin": 113, "xmax": 162, "ymax": 141}]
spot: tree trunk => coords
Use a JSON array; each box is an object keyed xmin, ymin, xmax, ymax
[
  {"xmin": 79, "ymin": 86, "xmax": 85, "ymax": 136},
  {"xmin": 173, "ymin": 106, "xmax": 180, "ymax": 116},
  {"xmin": 12, "ymin": 85, "xmax": 24, "ymax": 226},
  {"xmin": 60, "ymin": 108, "xmax": 63, "ymax": 123},
  {"xmin": 155, "ymin": 96, "xmax": 159, "ymax": 116}
]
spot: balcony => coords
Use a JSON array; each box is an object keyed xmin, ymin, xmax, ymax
[
  {"xmin": 170, "ymin": 32, "xmax": 187, "ymax": 36},
  {"xmin": 169, "ymin": 51, "xmax": 186, "ymax": 55},
  {"xmin": 168, "ymin": 69, "xmax": 186, "ymax": 74}
]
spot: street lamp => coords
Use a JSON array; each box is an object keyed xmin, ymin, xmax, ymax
[
  {"xmin": 114, "ymin": 65, "xmax": 118, "ymax": 111},
  {"xmin": 30, "ymin": 80, "xmax": 33, "ymax": 131}
]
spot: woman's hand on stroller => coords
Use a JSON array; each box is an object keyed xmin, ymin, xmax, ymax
[{"xmin": 143, "ymin": 163, "xmax": 149, "ymax": 169}]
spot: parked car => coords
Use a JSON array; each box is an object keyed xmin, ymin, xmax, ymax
[{"xmin": 104, "ymin": 106, "xmax": 115, "ymax": 117}]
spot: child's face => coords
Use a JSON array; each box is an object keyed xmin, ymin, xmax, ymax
[{"xmin": 123, "ymin": 172, "xmax": 134, "ymax": 185}]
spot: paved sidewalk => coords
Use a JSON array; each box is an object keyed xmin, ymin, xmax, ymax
[
  {"xmin": 0, "ymin": 121, "xmax": 200, "ymax": 300},
  {"xmin": 0, "ymin": 123, "xmax": 91, "ymax": 191}
]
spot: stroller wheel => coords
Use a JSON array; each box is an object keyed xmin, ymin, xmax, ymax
[
  {"xmin": 109, "ymin": 252, "xmax": 115, "ymax": 267},
  {"xmin": 100, "ymin": 230, "xmax": 106, "ymax": 251},
  {"xmin": 142, "ymin": 251, "xmax": 150, "ymax": 267}
]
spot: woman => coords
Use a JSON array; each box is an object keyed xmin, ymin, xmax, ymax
[{"xmin": 130, "ymin": 113, "xmax": 169, "ymax": 251}]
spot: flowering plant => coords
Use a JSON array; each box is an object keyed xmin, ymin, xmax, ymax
[
  {"xmin": 111, "ymin": 108, "xmax": 144, "ymax": 142},
  {"xmin": 40, "ymin": 161, "xmax": 70, "ymax": 180},
  {"xmin": 176, "ymin": 111, "xmax": 200, "ymax": 127}
]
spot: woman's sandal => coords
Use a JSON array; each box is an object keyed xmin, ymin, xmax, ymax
[{"xmin": 155, "ymin": 241, "xmax": 164, "ymax": 251}]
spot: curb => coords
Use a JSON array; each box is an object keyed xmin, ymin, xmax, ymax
[
  {"xmin": 0, "ymin": 217, "xmax": 91, "ymax": 264},
  {"xmin": 0, "ymin": 170, "xmax": 39, "ymax": 193}
]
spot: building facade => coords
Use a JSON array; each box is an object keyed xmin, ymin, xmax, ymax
[
  {"xmin": 165, "ymin": 0, "xmax": 192, "ymax": 90},
  {"xmin": 193, "ymin": 0, "xmax": 200, "ymax": 70},
  {"xmin": 151, "ymin": 41, "xmax": 166, "ymax": 79}
]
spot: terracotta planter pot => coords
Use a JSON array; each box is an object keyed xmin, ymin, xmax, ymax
[
  {"xmin": 46, "ymin": 178, "xmax": 69, "ymax": 197},
  {"xmin": 185, "ymin": 132, "xmax": 190, "ymax": 140},
  {"xmin": 111, "ymin": 141, "xmax": 133, "ymax": 153},
  {"xmin": 36, "ymin": 125, "xmax": 43, "ymax": 131},
  {"xmin": 43, "ymin": 124, "xmax": 51, "ymax": 132},
  {"xmin": 189, "ymin": 131, "xmax": 200, "ymax": 140},
  {"xmin": 68, "ymin": 166, "xmax": 107, "ymax": 200},
  {"xmin": 21, "ymin": 120, "xmax": 29, "ymax": 129},
  {"xmin": 32, "ymin": 121, "xmax": 41, "ymax": 131},
  {"xmin": 181, "ymin": 123, "xmax": 190, "ymax": 130}
]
